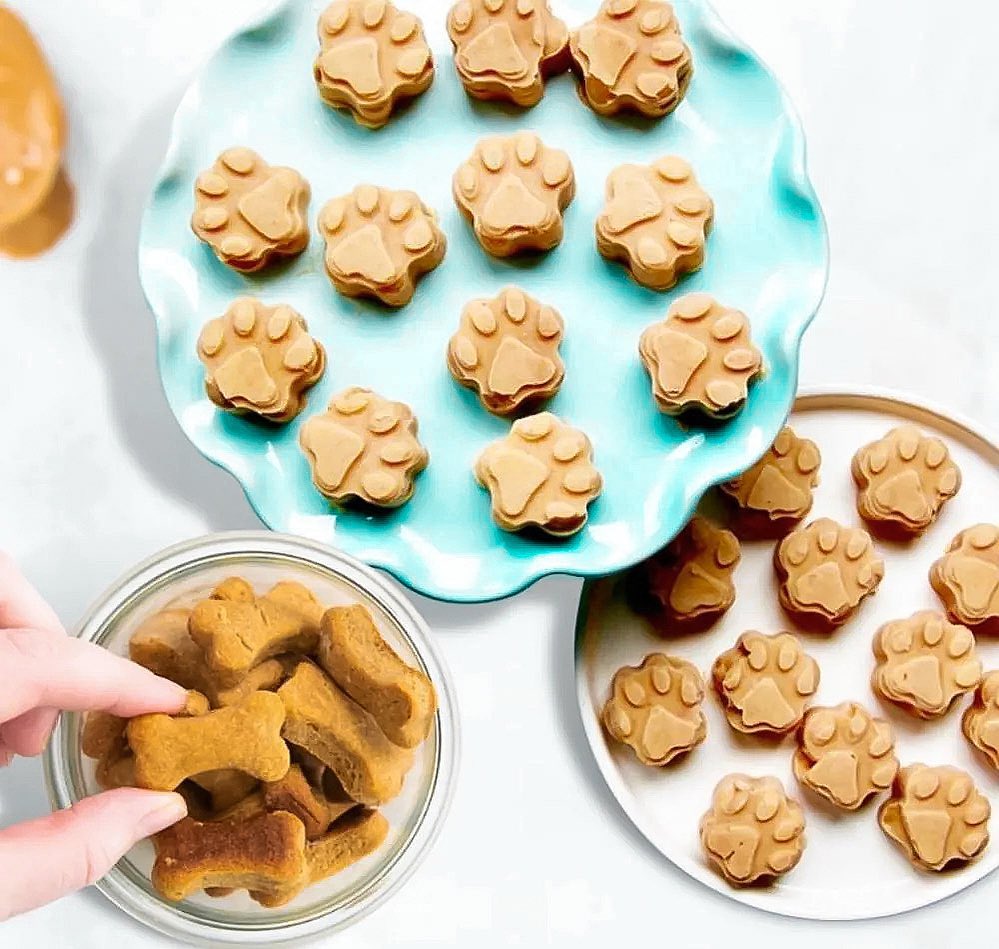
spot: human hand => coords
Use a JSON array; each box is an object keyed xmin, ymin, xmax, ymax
[{"xmin": 0, "ymin": 554, "xmax": 190, "ymax": 920}]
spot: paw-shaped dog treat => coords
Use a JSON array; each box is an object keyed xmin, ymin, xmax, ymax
[
  {"xmin": 872, "ymin": 610, "xmax": 981, "ymax": 719},
  {"xmin": 474, "ymin": 412, "xmax": 602, "ymax": 536},
  {"xmin": 852, "ymin": 426, "xmax": 961, "ymax": 538},
  {"xmin": 699, "ymin": 774, "xmax": 806, "ymax": 887},
  {"xmin": 712, "ymin": 631, "xmax": 819, "ymax": 736},
  {"xmin": 314, "ymin": 0, "xmax": 434, "ymax": 129},
  {"xmin": 319, "ymin": 184, "xmax": 446, "ymax": 307},
  {"xmin": 792, "ymin": 702, "xmax": 898, "ymax": 810},
  {"xmin": 447, "ymin": 286, "xmax": 565, "ymax": 416},
  {"xmin": 196, "ymin": 298, "xmax": 325, "ymax": 424},
  {"xmin": 639, "ymin": 293, "xmax": 762, "ymax": 420},
  {"xmin": 569, "ymin": 0, "xmax": 693, "ymax": 118},
  {"xmin": 930, "ymin": 524, "xmax": 999, "ymax": 635},
  {"xmin": 453, "ymin": 131, "xmax": 575, "ymax": 257},
  {"xmin": 629, "ymin": 515, "xmax": 739, "ymax": 633},
  {"xmin": 775, "ymin": 517, "xmax": 884, "ymax": 631},
  {"xmin": 192, "ymin": 147, "xmax": 310, "ymax": 273},
  {"xmin": 879, "ymin": 764, "xmax": 990, "ymax": 872},
  {"xmin": 963, "ymin": 671, "xmax": 999, "ymax": 770},
  {"xmin": 447, "ymin": 0, "xmax": 569, "ymax": 107},
  {"xmin": 300, "ymin": 386, "xmax": 429, "ymax": 508},
  {"xmin": 602, "ymin": 653, "xmax": 707, "ymax": 766},
  {"xmin": 596, "ymin": 156, "xmax": 713, "ymax": 291},
  {"xmin": 719, "ymin": 426, "xmax": 821, "ymax": 539}
]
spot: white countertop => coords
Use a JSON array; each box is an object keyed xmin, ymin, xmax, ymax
[{"xmin": 1, "ymin": 0, "xmax": 996, "ymax": 945}]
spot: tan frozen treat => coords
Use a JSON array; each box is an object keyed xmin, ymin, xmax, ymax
[
  {"xmin": 962, "ymin": 670, "xmax": 999, "ymax": 770},
  {"xmin": 569, "ymin": 0, "xmax": 692, "ymax": 118},
  {"xmin": 447, "ymin": 286, "xmax": 565, "ymax": 416},
  {"xmin": 196, "ymin": 298, "xmax": 325, "ymax": 424},
  {"xmin": 792, "ymin": 702, "xmax": 898, "ymax": 810},
  {"xmin": 879, "ymin": 764, "xmax": 990, "ymax": 872},
  {"xmin": 700, "ymin": 774, "xmax": 806, "ymax": 887},
  {"xmin": 639, "ymin": 293, "xmax": 762, "ymax": 420},
  {"xmin": 300, "ymin": 387, "xmax": 428, "ymax": 508},
  {"xmin": 852, "ymin": 426, "xmax": 961, "ymax": 538},
  {"xmin": 191, "ymin": 770, "xmax": 260, "ymax": 814},
  {"xmin": 446, "ymin": 0, "xmax": 569, "ymax": 107},
  {"xmin": 930, "ymin": 524, "xmax": 999, "ymax": 635},
  {"xmin": 192, "ymin": 147, "xmax": 310, "ymax": 273},
  {"xmin": 629, "ymin": 515, "xmax": 739, "ymax": 633},
  {"xmin": 453, "ymin": 132, "xmax": 575, "ymax": 257},
  {"xmin": 602, "ymin": 653, "xmax": 706, "ymax": 766},
  {"xmin": 318, "ymin": 604, "xmax": 436, "ymax": 748},
  {"xmin": 314, "ymin": 0, "xmax": 434, "ymax": 129},
  {"xmin": 775, "ymin": 517, "xmax": 884, "ymax": 631},
  {"xmin": 871, "ymin": 610, "xmax": 981, "ymax": 719},
  {"xmin": 712, "ymin": 631, "xmax": 819, "ymax": 737},
  {"xmin": 278, "ymin": 662, "xmax": 412, "ymax": 806},
  {"xmin": 263, "ymin": 764, "xmax": 338, "ymax": 840},
  {"xmin": 318, "ymin": 184, "xmax": 445, "ymax": 307},
  {"xmin": 719, "ymin": 426, "xmax": 821, "ymax": 539},
  {"xmin": 474, "ymin": 412, "xmax": 602, "ymax": 536},
  {"xmin": 596, "ymin": 157, "xmax": 712, "ymax": 291},
  {"xmin": 128, "ymin": 691, "xmax": 290, "ymax": 791}
]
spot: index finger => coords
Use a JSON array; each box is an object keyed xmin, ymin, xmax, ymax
[{"xmin": 0, "ymin": 552, "xmax": 63, "ymax": 635}]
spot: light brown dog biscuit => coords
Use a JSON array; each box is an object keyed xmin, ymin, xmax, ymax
[
  {"xmin": 318, "ymin": 184, "xmax": 445, "ymax": 307},
  {"xmin": 719, "ymin": 426, "xmax": 821, "ymax": 539},
  {"xmin": 712, "ymin": 631, "xmax": 819, "ymax": 737},
  {"xmin": 447, "ymin": 286, "xmax": 565, "ymax": 416},
  {"xmin": 930, "ymin": 524, "xmax": 999, "ymax": 635},
  {"xmin": 299, "ymin": 387, "xmax": 429, "ymax": 509},
  {"xmin": 596, "ymin": 157, "xmax": 712, "ymax": 291},
  {"xmin": 213, "ymin": 658, "xmax": 289, "ymax": 708},
  {"xmin": 474, "ymin": 412, "xmax": 602, "ymax": 536},
  {"xmin": 192, "ymin": 148, "xmax": 309, "ymax": 273},
  {"xmin": 962, "ymin": 670, "xmax": 999, "ymax": 770},
  {"xmin": 569, "ymin": 0, "xmax": 692, "ymax": 118},
  {"xmin": 700, "ymin": 774, "xmax": 806, "ymax": 887},
  {"xmin": 81, "ymin": 711, "xmax": 127, "ymax": 761},
  {"xmin": 879, "ymin": 764, "xmax": 990, "ymax": 872},
  {"xmin": 314, "ymin": 0, "xmax": 434, "ymax": 129},
  {"xmin": 775, "ymin": 517, "xmax": 884, "ymax": 632},
  {"xmin": 639, "ymin": 293, "xmax": 762, "ymax": 420},
  {"xmin": 191, "ymin": 769, "xmax": 260, "ymax": 814},
  {"xmin": 872, "ymin": 610, "xmax": 981, "ymax": 719},
  {"xmin": 263, "ymin": 764, "xmax": 341, "ymax": 840},
  {"xmin": 792, "ymin": 702, "xmax": 898, "ymax": 810},
  {"xmin": 127, "ymin": 608, "xmax": 215, "ymax": 695},
  {"xmin": 453, "ymin": 132, "xmax": 575, "ymax": 257}
]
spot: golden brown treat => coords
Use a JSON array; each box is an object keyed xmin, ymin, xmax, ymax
[
  {"xmin": 878, "ymin": 764, "xmax": 990, "ymax": 872},
  {"xmin": 278, "ymin": 662, "xmax": 412, "ymax": 806},
  {"xmin": 718, "ymin": 427, "xmax": 821, "ymax": 539},
  {"xmin": 774, "ymin": 517, "xmax": 884, "ymax": 632},
  {"xmin": 127, "ymin": 691, "xmax": 290, "ymax": 791},
  {"xmin": 871, "ymin": 610, "xmax": 981, "ymax": 719},
  {"xmin": 191, "ymin": 148, "xmax": 309, "ymax": 273},
  {"xmin": 638, "ymin": 294, "xmax": 762, "ymax": 420},
  {"xmin": 81, "ymin": 711, "xmax": 127, "ymax": 761},
  {"xmin": 852, "ymin": 426, "xmax": 961, "ymax": 538},
  {"xmin": 602, "ymin": 654, "xmax": 706, "ymax": 766},
  {"xmin": 792, "ymin": 702, "xmax": 898, "ymax": 810},
  {"xmin": 127, "ymin": 608, "xmax": 216, "ymax": 696},
  {"xmin": 214, "ymin": 658, "xmax": 289, "ymax": 708},
  {"xmin": 263, "ymin": 764, "xmax": 339, "ymax": 840},
  {"xmin": 196, "ymin": 298, "xmax": 325, "ymax": 424},
  {"xmin": 446, "ymin": 0, "xmax": 569, "ymax": 107},
  {"xmin": 191, "ymin": 770, "xmax": 259, "ymax": 814},
  {"xmin": 962, "ymin": 671, "xmax": 999, "ymax": 770},
  {"xmin": 314, "ymin": 0, "xmax": 434, "ymax": 129},
  {"xmin": 318, "ymin": 604, "xmax": 436, "ymax": 749},
  {"xmin": 212, "ymin": 789, "xmax": 267, "ymax": 823},
  {"xmin": 569, "ymin": 0, "xmax": 692, "ymax": 118},
  {"xmin": 700, "ymin": 774, "xmax": 806, "ymax": 887},
  {"xmin": 299, "ymin": 387, "xmax": 429, "ymax": 508},
  {"xmin": 318, "ymin": 184, "xmax": 445, "ymax": 307},
  {"xmin": 628, "ymin": 515, "xmax": 739, "ymax": 633},
  {"xmin": 596, "ymin": 157, "xmax": 712, "ymax": 291},
  {"xmin": 447, "ymin": 286, "xmax": 565, "ymax": 416},
  {"xmin": 474, "ymin": 412, "xmax": 602, "ymax": 536},
  {"xmin": 930, "ymin": 524, "xmax": 999, "ymax": 635},
  {"xmin": 712, "ymin": 631, "xmax": 819, "ymax": 737},
  {"xmin": 453, "ymin": 132, "xmax": 575, "ymax": 257}
]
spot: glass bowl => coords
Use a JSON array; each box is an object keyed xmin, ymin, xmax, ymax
[{"xmin": 43, "ymin": 531, "xmax": 459, "ymax": 946}]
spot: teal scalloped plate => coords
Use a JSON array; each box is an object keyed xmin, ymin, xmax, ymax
[{"xmin": 139, "ymin": 0, "xmax": 828, "ymax": 603}]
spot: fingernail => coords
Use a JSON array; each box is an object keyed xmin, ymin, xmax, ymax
[{"xmin": 136, "ymin": 793, "xmax": 188, "ymax": 838}]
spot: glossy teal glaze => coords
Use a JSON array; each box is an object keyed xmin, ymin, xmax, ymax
[{"xmin": 139, "ymin": 0, "xmax": 827, "ymax": 602}]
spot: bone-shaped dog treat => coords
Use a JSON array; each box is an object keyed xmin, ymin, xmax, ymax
[
  {"xmin": 263, "ymin": 764, "xmax": 349, "ymax": 840},
  {"xmin": 128, "ymin": 608, "xmax": 218, "ymax": 696},
  {"xmin": 191, "ymin": 769, "xmax": 260, "ymax": 814}
]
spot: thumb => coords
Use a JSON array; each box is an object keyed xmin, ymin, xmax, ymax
[{"xmin": 0, "ymin": 787, "xmax": 186, "ymax": 920}]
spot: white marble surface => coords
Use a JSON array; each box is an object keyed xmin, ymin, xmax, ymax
[{"xmin": 0, "ymin": 0, "xmax": 996, "ymax": 945}]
